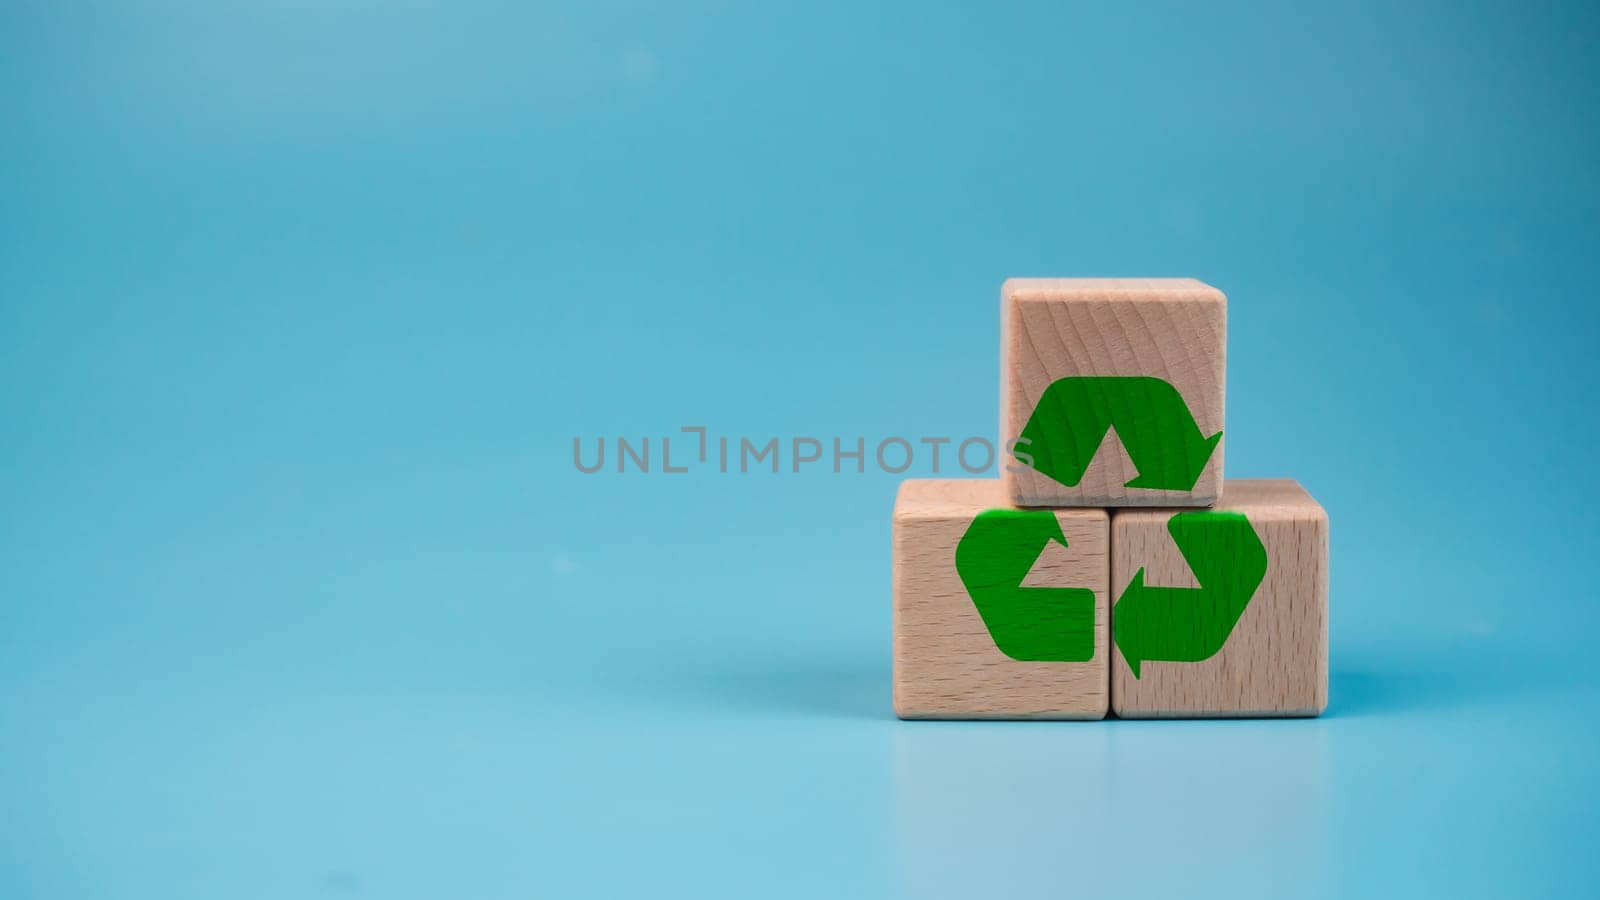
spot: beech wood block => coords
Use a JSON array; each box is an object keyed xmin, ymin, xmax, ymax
[
  {"xmin": 893, "ymin": 479, "xmax": 1109, "ymax": 719},
  {"xmin": 1001, "ymin": 278, "xmax": 1226, "ymax": 508},
  {"xmin": 1110, "ymin": 479, "xmax": 1328, "ymax": 718}
]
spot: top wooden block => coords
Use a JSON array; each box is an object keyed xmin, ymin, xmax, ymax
[{"xmin": 1001, "ymin": 278, "xmax": 1226, "ymax": 508}]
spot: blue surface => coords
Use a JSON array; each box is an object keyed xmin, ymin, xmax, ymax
[{"xmin": 3, "ymin": 2, "xmax": 1598, "ymax": 897}]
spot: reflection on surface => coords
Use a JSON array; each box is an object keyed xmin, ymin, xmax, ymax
[
  {"xmin": 892, "ymin": 723, "xmax": 1115, "ymax": 895},
  {"xmin": 892, "ymin": 720, "xmax": 1330, "ymax": 898}
]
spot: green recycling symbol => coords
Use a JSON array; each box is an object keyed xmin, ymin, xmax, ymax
[
  {"xmin": 1113, "ymin": 510, "xmax": 1267, "ymax": 678},
  {"xmin": 955, "ymin": 510, "xmax": 1096, "ymax": 662},
  {"xmin": 1016, "ymin": 376, "xmax": 1221, "ymax": 491},
  {"xmin": 955, "ymin": 509, "xmax": 1267, "ymax": 677}
]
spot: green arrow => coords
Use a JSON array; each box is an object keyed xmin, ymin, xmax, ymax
[
  {"xmin": 1017, "ymin": 376, "xmax": 1221, "ymax": 491},
  {"xmin": 954, "ymin": 509, "xmax": 1096, "ymax": 662},
  {"xmin": 1112, "ymin": 510, "xmax": 1267, "ymax": 678}
]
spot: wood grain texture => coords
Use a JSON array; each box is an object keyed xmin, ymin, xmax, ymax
[
  {"xmin": 893, "ymin": 479, "xmax": 1108, "ymax": 719},
  {"xmin": 1001, "ymin": 277, "xmax": 1225, "ymax": 507},
  {"xmin": 1111, "ymin": 479, "xmax": 1328, "ymax": 718}
]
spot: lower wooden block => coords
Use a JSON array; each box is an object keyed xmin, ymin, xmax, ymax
[
  {"xmin": 893, "ymin": 479, "xmax": 1109, "ymax": 719},
  {"xmin": 1110, "ymin": 479, "xmax": 1328, "ymax": 718}
]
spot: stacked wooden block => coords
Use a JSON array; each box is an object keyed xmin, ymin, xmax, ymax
[{"xmin": 893, "ymin": 279, "xmax": 1328, "ymax": 719}]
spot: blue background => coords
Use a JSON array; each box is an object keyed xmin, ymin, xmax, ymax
[{"xmin": 3, "ymin": 2, "xmax": 1597, "ymax": 897}]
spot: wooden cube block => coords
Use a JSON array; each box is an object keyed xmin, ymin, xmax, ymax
[
  {"xmin": 1110, "ymin": 479, "xmax": 1328, "ymax": 718},
  {"xmin": 1001, "ymin": 278, "xmax": 1226, "ymax": 508},
  {"xmin": 893, "ymin": 479, "xmax": 1109, "ymax": 719}
]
